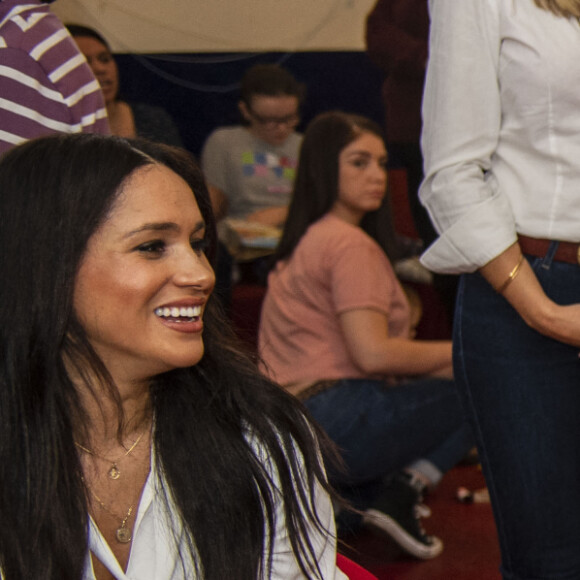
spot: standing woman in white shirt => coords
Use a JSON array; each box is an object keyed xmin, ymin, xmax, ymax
[
  {"xmin": 421, "ymin": 0, "xmax": 580, "ymax": 577},
  {"xmin": 0, "ymin": 134, "xmax": 345, "ymax": 580}
]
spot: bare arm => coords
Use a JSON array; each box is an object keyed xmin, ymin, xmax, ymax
[
  {"xmin": 480, "ymin": 243, "xmax": 580, "ymax": 347},
  {"xmin": 339, "ymin": 308, "xmax": 452, "ymax": 377}
]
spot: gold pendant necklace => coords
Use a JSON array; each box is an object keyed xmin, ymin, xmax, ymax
[
  {"xmin": 75, "ymin": 431, "xmax": 145, "ymax": 480},
  {"xmin": 88, "ymin": 487, "xmax": 135, "ymax": 544}
]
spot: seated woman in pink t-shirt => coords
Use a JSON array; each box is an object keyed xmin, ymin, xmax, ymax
[{"xmin": 259, "ymin": 111, "xmax": 473, "ymax": 560}]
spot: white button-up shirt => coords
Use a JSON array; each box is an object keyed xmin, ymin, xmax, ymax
[
  {"xmin": 83, "ymin": 446, "xmax": 346, "ymax": 580},
  {"xmin": 420, "ymin": 0, "xmax": 580, "ymax": 274}
]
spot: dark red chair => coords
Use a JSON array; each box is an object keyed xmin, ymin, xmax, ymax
[{"xmin": 336, "ymin": 553, "xmax": 379, "ymax": 580}]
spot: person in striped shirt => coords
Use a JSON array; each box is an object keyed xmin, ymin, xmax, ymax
[{"xmin": 0, "ymin": 0, "xmax": 109, "ymax": 154}]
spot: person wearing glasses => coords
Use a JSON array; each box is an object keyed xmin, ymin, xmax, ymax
[{"xmin": 201, "ymin": 64, "xmax": 304, "ymax": 227}]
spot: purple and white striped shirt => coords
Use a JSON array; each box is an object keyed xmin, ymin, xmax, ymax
[{"xmin": 0, "ymin": 0, "xmax": 109, "ymax": 154}]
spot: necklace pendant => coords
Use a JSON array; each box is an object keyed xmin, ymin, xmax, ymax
[
  {"xmin": 116, "ymin": 526, "xmax": 132, "ymax": 543},
  {"xmin": 108, "ymin": 464, "xmax": 121, "ymax": 480}
]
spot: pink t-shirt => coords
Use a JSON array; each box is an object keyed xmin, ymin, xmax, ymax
[{"xmin": 259, "ymin": 213, "xmax": 411, "ymax": 386}]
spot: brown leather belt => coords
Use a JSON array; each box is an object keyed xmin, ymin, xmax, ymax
[
  {"xmin": 518, "ymin": 234, "xmax": 580, "ymax": 265},
  {"xmin": 296, "ymin": 380, "xmax": 338, "ymax": 401}
]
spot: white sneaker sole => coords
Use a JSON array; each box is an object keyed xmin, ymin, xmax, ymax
[{"xmin": 362, "ymin": 509, "xmax": 444, "ymax": 560}]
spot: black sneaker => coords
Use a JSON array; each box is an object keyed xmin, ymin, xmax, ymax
[{"xmin": 361, "ymin": 472, "xmax": 443, "ymax": 560}]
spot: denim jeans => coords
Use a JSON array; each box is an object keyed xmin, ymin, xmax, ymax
[
  {"xmin": 454, "ymin": 247, "xmax": 580, "ymax": 580},
  {"xmin": 303, "ymin": 376, "xmax": 473, "ymax": 514}
]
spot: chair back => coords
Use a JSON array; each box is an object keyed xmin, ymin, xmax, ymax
[{"xmin": 336, "ymin": 553, "xmax": 379, "ymax": 580}]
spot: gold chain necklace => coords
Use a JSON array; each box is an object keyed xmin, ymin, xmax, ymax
[
  {"xmin": 87, "ymin": 486, "xmax": 135, "ymax": 544},
  {"xmin": 75, "ymin": 431, "xmax": 145, "ymax": 480}
]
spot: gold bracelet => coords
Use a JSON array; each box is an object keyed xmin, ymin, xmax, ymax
[{"xmin": 496, "ymin": 254, "xmax": 524, "ymax": 294}]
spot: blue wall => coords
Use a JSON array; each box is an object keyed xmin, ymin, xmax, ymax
[{"xmin": 116, "ymin": 51, "xmax": 386, "ymax": 158}]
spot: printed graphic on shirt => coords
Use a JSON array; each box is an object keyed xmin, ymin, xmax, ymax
[{"xmin": 241, "ymin": 149, "xmax": 297, "ymax": 193}]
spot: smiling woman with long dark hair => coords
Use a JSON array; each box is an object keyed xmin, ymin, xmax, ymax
[{"xmin": 0, "ymin": 133, "xmax": 345, "ymax": 580}]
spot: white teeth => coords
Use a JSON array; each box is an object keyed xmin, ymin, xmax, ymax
[{"xmin": 155, "ymin": 305, "xmax": 202, "ymax": 319}]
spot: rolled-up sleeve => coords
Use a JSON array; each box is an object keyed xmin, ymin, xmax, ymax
[{"xmin": 420, "ymin": 0, "xmax": 517, "ymax": 274}]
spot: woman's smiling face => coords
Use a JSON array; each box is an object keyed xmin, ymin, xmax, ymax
[{"xmin": 73, "ymin": 164, "xmax": 215, "ymax": 386}]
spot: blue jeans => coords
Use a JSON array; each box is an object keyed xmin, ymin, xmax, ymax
[
  {"xmin": 303, "ymin": 377, "xmax": 473, "ymax": 513},
  {"xmin": 454, "ymin": 248, "xmax": 580, "ymax": 580}
]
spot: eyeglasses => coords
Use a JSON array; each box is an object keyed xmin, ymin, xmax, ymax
[{"xmin": 246, "ymin": 107, "xmax": 300, "ymax": 129}]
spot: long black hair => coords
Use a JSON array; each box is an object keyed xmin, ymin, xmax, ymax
[
  {"xmin": 272, "ymin": 110, "xmax": 400, "ymax": 267},
  {"xmin": 0, "ymin": 134, "xmax": 337, "ymax": 579},
  {"xmin": 65, "ymin": 23, "xmax": 111, "ymax": 50}
]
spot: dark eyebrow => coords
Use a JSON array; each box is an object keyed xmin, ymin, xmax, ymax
[
  {"xmin": 345, "ymin": 150, "xmax": 388, "ymax": 161},
  {"xmin": 123, "ymin": 220, "xmax": 206, "ymax": 239}
]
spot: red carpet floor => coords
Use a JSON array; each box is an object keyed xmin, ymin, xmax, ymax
[{"xmin": 339, "ymin": 464, "xmax": 502, "ymax": 579}]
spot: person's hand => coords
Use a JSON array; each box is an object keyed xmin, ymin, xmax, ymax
[
  {"xmin": 481, "ymin": 242, "xmax": 580, "ymax": 348},
  {"xmin": 531, "ymin": 302, "xmax": 580, "ymax": 349}
]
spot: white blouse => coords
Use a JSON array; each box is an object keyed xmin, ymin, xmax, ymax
[
  {"xmin": 420, "ymin": 0, "xmax": 580, "ymax": 274},
  {"xmin": 83, "ymin": 445, "xmax": 346, "ymax": 579}
]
